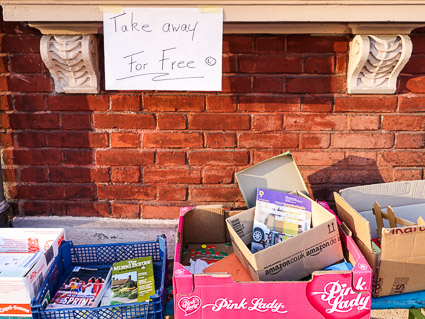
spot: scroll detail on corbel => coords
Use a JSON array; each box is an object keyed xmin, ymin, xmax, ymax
[
  {"xmin": 347, "ymin": 34, "xmax": 412, "ymax": 94},
  {"xmin": 40, "ymin": 34, "xmax": 100, "ymax": 94}
]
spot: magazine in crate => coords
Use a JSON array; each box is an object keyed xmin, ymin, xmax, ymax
[
  {"xmin": 110, "ymin": 256, "xmax": 155, "ymax": 305},
  {"xmin": 251, "ymin": 188, "xmax": 312, "ymax": 253},
  {"xmin": 46, "ymin": 265, "xmax": 112, "ymax": 309}
]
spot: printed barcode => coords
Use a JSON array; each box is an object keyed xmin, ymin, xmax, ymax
[
  {"xmin": 45, "ymin": 245, "xmax": 54, "ymax": 266},
  {"xmin": 231, "ymin": 218, "xmax": 244, "ymax": 237}
]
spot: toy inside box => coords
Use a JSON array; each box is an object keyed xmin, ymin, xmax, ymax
[
  {"xmin": 173, "ymin": 205, "xmax": 372, "ymax": 319},
  {"xmin": 0, "ymin": 228, "xmax": 65, "ymax": 318},
  {"xmin": 334, "ymin": 180, "xmax": 425, "ymax": 297}
]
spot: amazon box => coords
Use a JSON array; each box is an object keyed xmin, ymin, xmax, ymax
[
  {"xmin": 226, "ymin": 193, "xmax": 343, "ymax": 281},
  {"xmin": 334, "ymin": 180, "xmax": 425, "ymax": 297}
]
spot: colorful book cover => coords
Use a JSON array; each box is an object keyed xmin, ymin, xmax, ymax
[
  {"xmin": 46, "ymin": 266, "xmax": 112, "ymax": 309},
  {"xmin": 251, "ymin": 188, "xmax": 312, "ymax": 253},
  {"xmin": 110, "ymin": 256, "xmax": 156, "ymax": 305}
]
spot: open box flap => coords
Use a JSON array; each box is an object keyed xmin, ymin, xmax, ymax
[
  {"xmin": 183, "ymin": 205, "xmax": 225, "ymax": 244},
  {"xmin": 334, "ymin": 192, "xmax": 373, "ymax": 252},
  {"xmin": 381, "ymin": 226, "xmax": 425, "ymax": 262},
  {"xmin": 236, "ymin": 152, "xmax": 309, "ymax": 208}
]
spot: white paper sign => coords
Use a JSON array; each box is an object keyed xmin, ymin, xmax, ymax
[{"xmin": 103, "ymin": 8, "xmax": 223, "ymax": 91}]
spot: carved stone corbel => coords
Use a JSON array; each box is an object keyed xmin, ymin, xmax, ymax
[
  {"xmin": 40, "ymin": 34, "xmax": 100, "ymax": 94},
  {"xmin": 347, "ymin": 34, "xmax": 412, "ymax": 94}
]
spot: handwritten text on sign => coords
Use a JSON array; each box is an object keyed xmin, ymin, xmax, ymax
[{"xmin": 103, "ymin": 8, "xmax": 223, "ymax": 91}]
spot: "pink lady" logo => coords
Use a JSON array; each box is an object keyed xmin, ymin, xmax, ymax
[
  {"xmin": 203, "ymin": 298, "xmax": 288, "ymax": 314},
  {"xmin": 178, "ymin": 296, "xmax": 202, "ymax": 316},
  {"xmin": 306, "ymin": 276, "xmax": 370, "ymax": 319}
]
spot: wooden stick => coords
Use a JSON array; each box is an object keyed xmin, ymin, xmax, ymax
[
  {"xmin": 373, "ymin": 202, "xmax": 384, "ymax": 240},
  {"xmin": 387, "ymin": 206, "xmax": 397, "ymax": 228},
  {"xmin": 418, "ymin": 216, "xmax": 425, "ymax": 226},
  {"xmin": 380, "ymin": 210, "xmax": 416, "ymax": 227}
]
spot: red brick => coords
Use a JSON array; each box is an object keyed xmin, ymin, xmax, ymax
[
  {"xmin": 255, "ymin": 36, "xmax": 285, "ymax": 53},
  {"xmin": 111, "ymin": 167, "xmax": 140, "ymax": 183},
  {"xmin": 144, "ymin": 168, "xmax": 201, "ymax": 184},
  {"xmin": 2, "ymin": 150, "xmax": 14, "ymax": 165},
  {"xmin": 3, "ymin": 22, "xmax": 40, "ymax": 34},
  {"xmin": 239, "ymin": 133, "xmax": 298, "ymax": 149},
  {"xmin": 396, "ymin": 133, "xmax": 425, "ymax": 149},
  {"xmin": 9, "ymin": 113, "xmax": 59, "ymax": 129},
  {"xmin": 188, "ymin": 114, "xmax": 249, "ymax": 130},
  {"xmin": 48, "ymin": 132, "xmax": 108, "ymax": 148},
  {"xmin": 16, "ymin": 132, "xmax": 47, "ymax": 147},
  {"xmin": 188, "ymin": 150, "xmax": 249, "ymax": 166},
  {"xmin": 382, "ymin": 115, "xmax": 425, "ymax": 131},
  {"xmin": 94, "ymin": 114, "xmax": 155, "ymax": 129},
  {"xmin": 143, "ymin": 133, "xmax": 202, "ymax": 148},
  {"xmin": 13, "ymin": 95, "xmax": 46, "ymax": 111},
  {"xmin": 380, "ymin": 151, "xmax": 425, "ymax": 166},
  {"xmin": 253, "ymin": 76, "xmax": 285, "ymax": 93},
  {"xmin": 111, "ymin": 203, "xmax": 140, "ymax": 218},
  {"xmin": 65, "ymin": 185, "xmax": 95, "ymax": 200},
  {"xmin": 63, "ymin": 150, "xmax": 94, "ymax": 165},
  {"xmin": 50, "ymin": 167, "xmax": 97, "ymax": 183},
  {"xmin": 329, "ymin": 169, "xmax": 385, "ymax": 184},
  {"xmin": 300, "ymin": 133, "xmax": 331, "ymax": 149},
  {"xmin": 111, "ymin": 132, "xmax": 140, "ymax": 148},
  {"xmin": 66, "ymin": 203, "xmax": 110, "ymax": 217},
  {"xmin": 411, "ymin": 35, "xmax": 425, "ymax": 53},
  {"xmin": 22, "ymin": 201, "xmax": 50, "ymax": 216},
  {"xmin": 91, "ymin": 168, "xmax": 110, "ymax": 182},
  {"xmin": 305, "ymin": 56, "xmax": 334, "ymax": 74},
  {"xmin": 239, "ymin": 56, "xmax": 302, "ymax": 73},
  {"xmin": 0, "ymin": 56, "xmax": 8, "ymax": 73},
  {"xmin": 18, "ymin": 185, "xmax": 65, "ymax": 200},
  {"xmin": 13, "ymin": 150, "xmax": 61, "ymax": 165},
  {"xmin": 62, "ymin": 114, "xmax": 92, "ymax": 130},
  {"xmin": 143, "ymin": 95, "xmax": 204, "ymax": 112},
  {"xmin": 8, "ymin": 75, "xmax": 52, "ymax": 93},
  {"xmin": 400, "ymin": 75, "xmax": 425, "ymax": 93},
  {"xmin": 2, "ymin": 35, "xmax": 40, "ymax": 53},
  {"xmin": 96, "ymin": 150, "xmax": 154, "ymax": 166},
  {"xmin": 189, "ymin": 185, "xmax": 242, "ymax": 202},
  {"xmin": 2, "ymin": 168, "xmax": 17, "ymax": 182},
  {"xmin": 223, "ymin": 36, "xmax": 253, "ymax": 53},
  {"xmin": 301, "ymin": 96, "xmax": 332, "ymax": 112},
  {"xmin": 403, "ymin": 55, "xmax": 425, "ymax": 74},
  {"xmin": 0, "ymin": 77, "xmax": 8, "ymax": 92},
  {"xmin": 158, "ymin": 186, "xmax": 187, "ymax": 201},
  {"xmin": 238, "ymin": 96, "xmax": 300, "ymax": 112},
  {"xmin": 287, "ymin": 35, "xmax": 348, "ymax": 53},
  {"xmin": 349, "ymin": 115, "xmax": 380, "ymax": 130},
  {"xmin": 48, "ymin": 95, "xmax": 108, "ymax": 111},
  {"xmin": 345, "ymin": 152, "xmax": 378, "ymax": 166},
  {"xmin": 334, "ymin": 95, "xmax": 397, "ymax": 112},
  {"xmin": 0, "ymin": 113, "xmax": 10, "ymax": 129},
  {"xmin": 336, "ymin": 54, "xmax": 347, "ymax": 73},
  {"xmin": 97, "ymin": 185, "xmax": 156, "ymax": 200},
  {"xmin": 52, "ymin": 202, "xmax": 73, "ymax": 216},
  {"xmin": 110, "ymin": 95, "xmax": 140, "ymax": 111},
  {"xmin": 332, "ymin": 133, "xmax": 394, "ymax": 149},
  {"xmin": 292, "ymin": 151, "xmax": 345, "ymax": 166},
  {"xmin": 286, "ymin": 114, "xmax": 348, "ymax": 131},
  {"xmin": 157, "ymin": 114, "xmax": 186, "ymax": 130},
  {"xmin": 202, "ymin": 167, "xmax": 234, "ymax": 184},
  {"xmin": 142, "ymin": 206, "xmax": 180, "ymax": 219},
  {"xmin": 398, "ymin": 96, "xmax": 425, "ymax": 112},
  {"xmin": 223, "ymin": 54, "xmax": 238, "ymax": 73},
  {"xmin": 206, "ymin": 96, "xmax": 237, "ymax": 112},
  {"xmin": 0, "ymin": 132, "xmax": 13, "ymax": 148},
  {"xmin": 287, "ymin": 76, "xmax": 344, "ymax": 94},
  {"xmin": 252, "ymin": 115, "xmax": 283, "ymax": 131},
  {"xmin": 20, "ymin": 167, "xmax": 49, "ymax": 183},
  {"xmin": 394, "ymin": 168, "xmax": 423, "ymax": 181},
  {"xmin": 222, "ymin": 76, "xmax": 252, "ymax": 93},
  {"xmin": 5, "ymin": 184, "xmax": 17, "ymax": 199},
  {"xmin": 157, "ymin": 151, "xmax": 186, "ymax": 166},
  {"xmin": 10, "ymin": 55, "xmax": 43, "ymax": 73},
  {"xmin": 0, "ymin": 95, "xmax": 13, "ymax": 111},
  {"xmin": 205, "ymin": 133, "xmax": 236, "ymax": 148}
]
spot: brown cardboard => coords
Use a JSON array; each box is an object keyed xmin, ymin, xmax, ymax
[
  {"xmin": 236, "ymin": 152, "xmax": 309, "ymax": 208},
  {"xmin": 335, "ymin": 180, "xmax": 425, "ymax": 297},
  {"xmin": 203, "ymin": 253, "xmax": 254, "ymax": 282},
  {"xmin": 226, "ymin": 194, "xmax": 344, "ymax": 282}
]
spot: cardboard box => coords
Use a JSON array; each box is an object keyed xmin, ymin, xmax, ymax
[
  {"xmin": 0, "ymin": 228, "xmax": 65, "ymax": 317},
  {"xmin": 334, "ymin": 180, "xmax": 425, "ymax": 297},
  {"xmin": 173, "ymin": 206, "xmax": 372, "ymax": 319},
  {"xmin": 227, "ymin": 194, "xmax": 344, "ymax": 281}
]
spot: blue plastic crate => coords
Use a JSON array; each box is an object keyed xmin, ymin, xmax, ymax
[{"xmin": 31, "ymin": 235, "xmax": 167, "ymax": 319}]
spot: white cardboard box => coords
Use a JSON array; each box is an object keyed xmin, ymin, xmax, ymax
[{"xmin": 0, "ymin": 228, "xmax": 65, "ymax": 317}]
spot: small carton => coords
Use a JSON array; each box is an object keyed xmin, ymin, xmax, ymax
[
  {"xmin": 227, "ymin": 193, "xmax": 343, "ymax": 281},
  {"xmin": 173, "ymin": 206, "xmax": 372, "ymax": 319},
  {"xmin": 334, "ymin": 180, "xmax": 425, "ymax": 297},
  {"xmin": 0, "ymin": 228, "xmax": 65, "ymax": 317}
]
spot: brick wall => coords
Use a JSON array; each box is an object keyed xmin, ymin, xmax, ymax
[{"xmin": 1, "ymin": 9, "xmax": 424, "ymax": 218}]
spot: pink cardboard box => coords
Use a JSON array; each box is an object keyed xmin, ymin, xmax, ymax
[{"xmin": 173, "ymin": 206, "xmax": 372, "ymax": 319}]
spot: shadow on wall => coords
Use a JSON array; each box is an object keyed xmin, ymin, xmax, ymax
[{"xmin": 306, "ymin": 155, "xmax": 385, "ymax": 208}]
